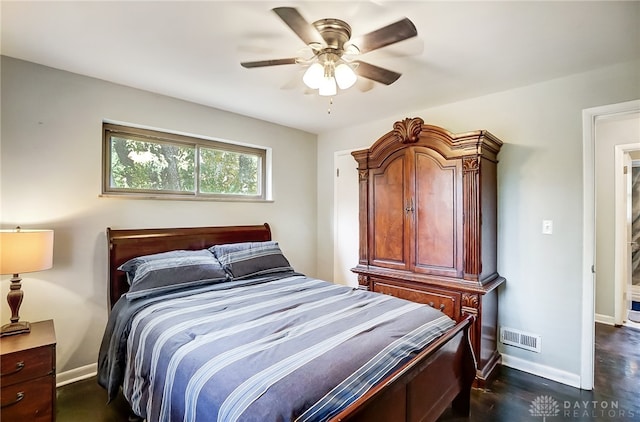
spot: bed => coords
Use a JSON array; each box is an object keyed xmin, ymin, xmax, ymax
[{"xmin": 98, "ymin": 223, "xmax": 476, "ymax": 422}]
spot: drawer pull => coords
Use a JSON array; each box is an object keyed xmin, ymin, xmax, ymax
[
  {"xmin": 1, "ymin": 391, "xmax": 24, "ymax": 408},
  {"xmin": 439, "ymin": 304, "xmax": 446, "ymax": 310},
  {"xmin": 0, "ymin": 360, "xmax": 25, "ymax": 377},
  {"xmin": 428, "ymin": 301, "xmax": 434, "ymax": 307}
]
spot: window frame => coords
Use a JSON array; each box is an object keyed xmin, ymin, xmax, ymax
[{"xmin": 102, "ymin": 123, "xmax": 268, "ymax": 201}]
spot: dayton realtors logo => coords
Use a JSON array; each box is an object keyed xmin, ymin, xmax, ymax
[
  {"xmin": 530, "ymin": 395, "xmax": 636, "ymax": 419},
  {"xmin": 529, "ymin": 396, "xmax": 560, "ymax": 421}
]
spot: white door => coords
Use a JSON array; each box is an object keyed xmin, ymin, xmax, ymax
[{"xmin": 334, "ymin": 149, "xmax": 361, "ymax": 287}]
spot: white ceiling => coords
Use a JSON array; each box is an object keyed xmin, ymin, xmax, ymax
[{"xmin": 2, "ymin": 1, "xmax": 639, "ymax": 134}]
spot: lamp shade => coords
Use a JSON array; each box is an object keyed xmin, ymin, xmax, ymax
[
  {"xmin": 335, "ymin": 63, "xmax": 357, "ymax": 90},
  {"xmin": 302, "ymin": 63, "xmax": 324, "ymax": 90},
  {"xmin": 319, "ymin": 76, "xmax": 337, "ymax": 96},
  {"xmin": 0, "ymin": 229, "xmax": 54, "ymax": 275}
]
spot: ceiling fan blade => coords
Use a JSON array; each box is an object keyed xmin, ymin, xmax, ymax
[
  {"xmin": 272, "ymin": 7, "xmax": 324, "ymax": 46},
  {"xmin": 352, "ymin": 18, "xmax": 417, "ymax": 54},
  {"xmin": 353, "ymin": 61, "xmax": 401, "ymax": 85},
  {"xmin": 241, "ymin": 58, "xmax": 298, "ymax": 68}
]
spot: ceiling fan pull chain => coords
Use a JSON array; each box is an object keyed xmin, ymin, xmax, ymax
[{"xmin": 328, "ymin": 97, "xmax": 333, "ymax": 115}]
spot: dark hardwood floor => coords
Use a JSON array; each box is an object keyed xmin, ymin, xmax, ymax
[{"xmin": 56, "ymin": 323, "xmax": 640, "ymax": 421}]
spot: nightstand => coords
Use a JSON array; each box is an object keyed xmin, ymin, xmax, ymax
[{"xmin": 1, "ymin": 319, "xmax": 56, "ymax": 422}]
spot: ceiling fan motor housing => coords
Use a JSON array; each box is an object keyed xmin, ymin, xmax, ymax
[{"xmin": 312, "ymin": 18, "xmax": 351, "ymax": 52}]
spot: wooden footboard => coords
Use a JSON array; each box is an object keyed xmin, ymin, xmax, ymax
[{"xmin": 330, "ymin": 315, "xmax": 476, "ymax": 422}]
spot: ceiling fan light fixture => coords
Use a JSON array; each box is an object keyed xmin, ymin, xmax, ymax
[
  {"xmin": 335, "ymin": 63, "xmax": 357, "ymax": 90},
  {"xmin": 303, "ymin": 63, "xmax": 324, "ymax": 89},
  {"xmin": 319, "ymin": 76, "xmax": 337, "ymax": 96}
]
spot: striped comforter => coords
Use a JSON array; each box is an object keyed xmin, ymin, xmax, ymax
[{"xmin": 98, "ymin": 273, "xmax": 454, "ymax": 422}]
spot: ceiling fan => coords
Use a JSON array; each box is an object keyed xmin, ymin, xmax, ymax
[{"xmin": 240, "ymin": 7, "xmax": 418, "ymax": 96}]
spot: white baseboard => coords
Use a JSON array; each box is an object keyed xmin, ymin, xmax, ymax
[
  {"xmin": 595, "ymin": 313, "xmax": 616, "ymax": 325},
  {"xmin": 501, "ymin": 353, "xmax": 581, "ymax": 389},
  {"xmin": 56, "ymin": 363, "xmax": 97, "ymax": 387}
]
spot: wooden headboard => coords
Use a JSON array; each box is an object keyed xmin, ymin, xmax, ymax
[{"xmin": 106, "ymin": 223, "xmax": 272, "ymax": 309}]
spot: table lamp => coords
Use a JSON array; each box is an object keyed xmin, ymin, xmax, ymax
[{"xmin": 0, "ymin": 227, "xmax": 54, "ymax": 336}]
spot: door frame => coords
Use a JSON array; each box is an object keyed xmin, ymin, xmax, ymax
[
  {"xmin": 615, "ymin": 144, "xmax": 640, "ymax": 326},
  {"xmin": 581, "ymin": 99, "xmax": 640, "ymax": 390},
  {"xmin": 632, "ymin": 158, "xmax": 640, "ymax": 305}
]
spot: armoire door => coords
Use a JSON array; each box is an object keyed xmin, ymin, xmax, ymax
[
  {"xmin": 367, "ymin": 147, "xmax": 463, "ymax": 277},
  {"xmin": 369, "ymin": 150, "xmax": 410, "ymax": 270},
  {"xmin": 411, "ymin": 147, "xmax": 464, "ymax": 277}
]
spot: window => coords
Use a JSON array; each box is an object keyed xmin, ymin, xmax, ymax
[{"xmin": 102, "ymin": 123, "xmax": 267, "ymax": 200}]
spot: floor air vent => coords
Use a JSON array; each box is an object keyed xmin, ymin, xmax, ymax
[{"xmin": 500, "ymin": 327, "xmax": 541, "ymax": 353}]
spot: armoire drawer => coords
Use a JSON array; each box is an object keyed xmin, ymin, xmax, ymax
[{"xmin": 373, "ymin": 281, "xmax": 460, "ymax": 320}]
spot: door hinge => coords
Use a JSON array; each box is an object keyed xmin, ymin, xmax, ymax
[
  {"xmin": 336, "ymin": 168, "xmax": 340, "ymax": 177},
  {"xmin": 591, "ymin": 265, "xmax": 595, "ymax": 274},
  {"xmin": 624, "ymin": 165, "xmax": 628, "ymax": 175}
]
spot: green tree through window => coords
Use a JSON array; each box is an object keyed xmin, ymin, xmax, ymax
[
  {"xmin": 103, "ymin": 123, "xmax": 266, "ymax": 200},
  {"xmin": 199, "ymin": 148, "xmax": 259, "ymax": 195},
  {"xmin": 110, "ymin": 137, "xmax": 195, "ymax": 192}
]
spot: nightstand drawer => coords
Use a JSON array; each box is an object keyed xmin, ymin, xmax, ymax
[
  {"xmin": 0, "ymin": 345, "xmax": 54, "ymax": 387},
  {"xmin": 374, "ymin": 282, "xmax": 460, "ymax": 320},
  {"xmin": 1, "ymin": 375, "xmax": 54, "ymax": 422}
]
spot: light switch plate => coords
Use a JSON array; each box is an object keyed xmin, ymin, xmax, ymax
[{"xmin": 542, "ymin": 220, "xmax": 553, "ymax": 235}]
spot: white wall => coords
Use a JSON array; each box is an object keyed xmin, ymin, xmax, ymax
[
  {"xmin": 0, "ymin": 57, "xmax": 318, "ymax": 375},
  {"xmin": 317, "ymin": 59, "xmax": 640, "ymax": 385}
]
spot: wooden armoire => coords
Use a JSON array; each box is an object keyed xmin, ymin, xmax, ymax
[{"xmin": 351, "ymin": 117, "xmax": 505, "ymax": 385}]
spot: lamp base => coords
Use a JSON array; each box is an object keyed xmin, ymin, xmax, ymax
[{"xmin": 0, "ymin": 321, "xmax": 31, "ymax": 337}]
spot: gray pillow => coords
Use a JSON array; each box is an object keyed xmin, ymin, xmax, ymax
[
  {"xmin": 119, "ymin": 249, "xmax": 228, "ymax": 297},
  {"xmin": 210, "ymin": 241, "xmax": 293, "ymax": 280}
]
